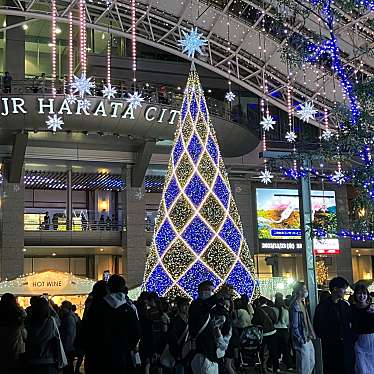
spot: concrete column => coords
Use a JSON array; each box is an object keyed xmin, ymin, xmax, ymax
[
  {"xmin": 66, "ymin": 169, "xmax": 72, "ymax": 230},
  {"xmin": 230, "ymin": 179, "xmax": 255, "ymax": 250},
  {"xmin": 121, "ymin": 166, "xmax": 146, "ymax": 288},
  {"xmin": 334, "ymin": 185, "xmax": 353, "ymax": 284},
  {"xmin": 0, "ymin": 175, "xmax": 24, "ymax": 280},
  {"xmin": 5, "ymin": 11, "xmax": 25, "ymax": 81}
]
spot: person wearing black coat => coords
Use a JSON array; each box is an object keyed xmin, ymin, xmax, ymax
[
  {"xmin": 83, "ymin": 275, "xmax": 141, "ymax": 374},
  {"xmin": 168, "ymin": 297, "xmax": 189, "ymax": 374},
  {"xmin": 313, "ymin": 277, "xmax": 355, "ymax": 374},
  {"xmin": 189, "ymin": 281, "xmax": 230, "ymax": 374}
]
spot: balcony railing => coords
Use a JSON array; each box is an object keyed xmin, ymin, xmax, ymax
[{"xmin": 0, "ymin": 77, "xmax": 250, "ymax": 128}]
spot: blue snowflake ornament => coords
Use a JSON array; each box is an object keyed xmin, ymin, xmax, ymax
[{"xmin": 179, "ymin": 27, "xmax": 207, "ymax": 58}]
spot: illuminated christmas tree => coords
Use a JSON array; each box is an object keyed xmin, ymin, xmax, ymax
[
  {"xmin": 143, "ymin": 64, "xmax": 258, "ymax": 300},
  {"xmin": 316, "ymin": 260, "xmax": 328, "ymax": 285}
]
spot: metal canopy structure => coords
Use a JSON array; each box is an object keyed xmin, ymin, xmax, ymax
[
  {"xmin": 1, "ymin": 170, "xmax": 164, "ymax": 191},
  {"xmin": 1, "ymin": 0, "xmax": 373, "ymax": 128}
]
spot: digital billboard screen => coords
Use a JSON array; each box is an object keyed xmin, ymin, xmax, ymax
[{"xmin": 256, "ymin": 188, "xmax": 337, "ymax": 240}]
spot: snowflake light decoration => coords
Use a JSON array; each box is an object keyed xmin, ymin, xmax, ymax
[
  {"xmin": 297, "ymin": 101, "xmax": 318, "ymax": 123},
  {"xmin": 179, "ymin": 27, "xmax": 207, "ymax": 58},
  {"xmin": 225, "ymin": 91, "xmax": 236, "ymax": 102},
  {"xmin": 126, "ymin": 91, "xmax": 144, "ymax": 109},
  {"xmin": 71, "ymin": 73, "xmax": 95, "ymax": 98},
  {"xmin": 260, "ymin": 115, "xmax": 276, "ymax": 132},
  {"xmin": 285, "ymin": 131, "xmax": 297, "ymax": 143},
  {"xmin": 321, "ymin": 128, "xmax": 334, "ymax": 141},
  {"xmin": 331, "ymin": 170, "xmax": 345, "ymax": 185},
  {"xmin": 66, "ymin": 93, "xmax": 77, "ymax": 104},
  {"xmin": 102, "ymin": 83, "xmax": 117, "ymax": 100},
  {"xmin": 78, "ymin": 99, "xmax": 91, "ymax": 111},
  {"xmin": 258, "ymin": 169, "xmax": 274, "ymax": 184},
  {"xmin": 46, "ymin": 114, "xmax": 63, "ymax": 132}
]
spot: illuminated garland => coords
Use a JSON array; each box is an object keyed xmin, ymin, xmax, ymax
[
  {"xmin": 143, "ymin": 65, "xmax": 258, "ymax": 300},
  {"xmin": 51, "ymin": 0, "xmax": 57, "ymax": 96}
]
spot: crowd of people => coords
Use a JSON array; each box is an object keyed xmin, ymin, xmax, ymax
[{"xmin": 0, "ymin": 275, "xmax": 374, "ymax": 374}]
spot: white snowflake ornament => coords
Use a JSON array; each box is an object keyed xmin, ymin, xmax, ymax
[
  {"xmin": 225, "ymin": 91, "xmax": 236, "ymax": 102},
  {"xmin": 285, "ymin": 131, "xmax": 297, "ymax": 142},
  {"xmin": 260, "ymin": 115, "xmax": 276, "ymax": 131},
  {"xmin": 66, "ymin": 93, "xmax": 77, "ymax": 104},
  {"xmin": 258, "ymin": 169, "xmax": 274, "ymax": 184},
  {"xmin": 46, "ymin": 114, "xmax": 64, "ymax": 132},
  {"xmin": 102, "ymin": 83, "xmax": 117, "ymax": 100},
  {"xmin": 297, "ymin": 101, "xmax": 317, "ymax": 123},
  {"xmin": 78, "ymin": 99, "xmax": 91, "ymax": 111},
  {"xmin": 331, "ymin": 170, "xmax": 345, "ymax": 185},
  {"xmin": 179, "ymin": 27, "xmax": 207, "ymax": 58},
  {"xmin": 321, "ymin": 128, "xmax": 334, "ymax": 141},
  {"xmin": 126, "ymin": 91, "xmax": 144, "ymax": 109},
  {"xmin": 71, "ymin": 73, "xmax": 95, "ymax": 98}
]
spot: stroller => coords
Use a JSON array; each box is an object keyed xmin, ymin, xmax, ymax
[{"xmin": 238, "ymin": 325, "xmax": 264, "ymax": 373}]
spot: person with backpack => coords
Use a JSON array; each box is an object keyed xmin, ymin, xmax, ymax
[
  {"xmin": 59, "ymin": 301, "xmax": 77, "ymax": 374},
  {"xmin": 166, "ymin": 297, "xmax": 189, "ymax": 374},
  {"xmin": 83, "ymin": 275, "xmax": 141, "ymax": 374},
  {"xmin": 24, "ymin": 297, "xmax": 66, "ymax": 374},
  {"xmin": 189, "ymin": 281, "xmax": 231, "ymax": 374},
  {"xmin": 252, "ymin": 296, "xmax": 278, "ymax": 373}
]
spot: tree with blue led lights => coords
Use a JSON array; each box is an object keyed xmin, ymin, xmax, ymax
[{"xmin": 143, "ymin": 64, "xmax": 258, "ymax": 300}]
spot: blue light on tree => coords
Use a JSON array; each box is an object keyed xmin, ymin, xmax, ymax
[{"xmin": 143, "ymin": 64, "xmax": 258, "ymax": 300}]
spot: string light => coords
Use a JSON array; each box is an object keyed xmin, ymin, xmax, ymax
[
  {"xmin": 143, "ymin": 66, "xmax": 257, "ymax": 300},
  {"xmin": 51, "ymin": 0, "xmax": 57, "ymax": 96},
  {"xmin": 131, "ymin": 0, "xmax": 136, "ymax": 88},
  {"xmin": 68, "ymin": 11, "xmax": 73, "ymax": 93},
  {"xmin": 107, "ymin": 35, "xmax": 111, "ymax": 86},
  {"xmin": 79, "ymin": 0, "xmax": 87, "ymax": 76}
]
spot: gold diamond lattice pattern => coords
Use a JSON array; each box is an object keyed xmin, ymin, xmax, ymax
[{"xmin": 143, "ymin": 64, "xmax": 257, "ymax": 300}]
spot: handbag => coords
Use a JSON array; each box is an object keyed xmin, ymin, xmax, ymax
[
  {"xmin": 160, "ymin": 324, "xmax": 189, "ymax": 369},
  {"xmin": 51, "ymin": 317, "xmax": 68, "ymax": 369},
  {"xmin": 181, "ymin": 314, "xmax": 210, "ymax": 360}
]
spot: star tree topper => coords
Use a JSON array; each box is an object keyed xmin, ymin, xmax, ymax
[
  {"xmin": 179, "ymin": 27, "xmax": 207, "ymax": 58},
  {"xmin": 46, "ymin": 114, "xmax": 64, "ymax": 132},
  {"xmin": 297, "ymin": 101, "xmax": 317, "ymax": 123}
]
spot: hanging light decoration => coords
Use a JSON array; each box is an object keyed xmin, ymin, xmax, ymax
[
  {"xmin": 51, "ymin": 0, "xmax": 57, "ymax": 96},
  {"xmin": 79, "ymin": 0, "xmax": 87, "ymax": 76},
  {"xmin": 102, "ymin": 34, "xmax": 117, "ymax": 100},
  {"xmin": 257, "ymin": 18, "xmax": 274, "ymax": 185},
  {"xmin": 225, "ymin": 13, "xmax": 235, "ymax": 103},
  {"xmin": 126, "ymin": 0, "xmax": 144, "ymax": 109}
]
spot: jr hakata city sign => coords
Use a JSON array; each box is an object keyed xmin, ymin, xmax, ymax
[{"xmin": 0, "ymin": 97, "xmax": 180, "ymax": 125}]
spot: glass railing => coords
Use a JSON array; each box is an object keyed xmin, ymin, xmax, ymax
[
  {"xmin": 24, "ymin": 220, "xmax": 123, "ymax": 232},
  {"xmin": 24, "ymin": 211, "xmax": 123, "ymax": 232}
]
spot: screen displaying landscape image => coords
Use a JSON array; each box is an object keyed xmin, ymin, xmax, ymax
[{"xmin": 256, "ymin": 188, "xmax": 337, "ymax": 240}]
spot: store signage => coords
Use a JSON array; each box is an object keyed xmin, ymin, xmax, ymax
[
  {"xmin": 313, "ymin": 238, "xmax": 340, "ymax": 255},
  {"xmin": 0, "ymin": 270, "xmax": 95, "ymax": 296},
  {"xmin": 259, "ymin": 238, "xmax": 340, "ymax": 255},
  {"xmin": 0, "ymin": 97, "xmax": 180, "ymax": 125}
]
